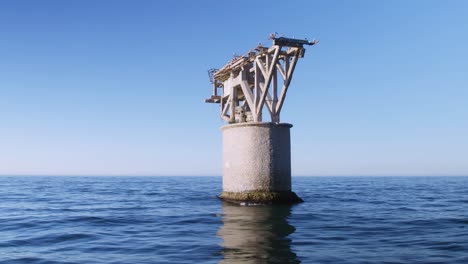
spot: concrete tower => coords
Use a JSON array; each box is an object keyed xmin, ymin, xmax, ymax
[{"xmin": 206, "ymin": 34, "xmax": 317, "ymax": 204}]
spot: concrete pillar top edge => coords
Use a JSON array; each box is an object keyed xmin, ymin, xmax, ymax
[{"xmin": 221, "ymin": 122, "xmax": 293, "ymax": 131}]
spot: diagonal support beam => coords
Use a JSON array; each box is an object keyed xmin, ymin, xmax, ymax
[
  {"xmin": 255, "ymin": 57, "xmax": 267, "ymax": 77},
  {"xmin": 256, "ymin": 46, "xmax": 280, "ymax": 117},
  {"xmin": 221, "ymin": 96, "xmax": 231, "ymax": 122},
  {"xmin": 276, "ymin": 60, "xmax": 286, "ymax": 80},
  {"xmin": 275, "ymin": 49, "xmax": 300, "ymax": 114},
  {"xmin": 258, "ymin": 82, "xmax": 275, "ymax": 114},
  {"xmin": 240, "ymin": 80, "xmax": 255, "ymax": 117}
]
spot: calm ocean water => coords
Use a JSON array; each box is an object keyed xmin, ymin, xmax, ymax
[{"xmin": 0, "ymin": 176, "xmax": 467, "ymax": 263}]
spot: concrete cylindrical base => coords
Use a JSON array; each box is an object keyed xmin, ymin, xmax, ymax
[{"xmin": 220, "ymin": 122, "xmax": 302, "ymax": 204}]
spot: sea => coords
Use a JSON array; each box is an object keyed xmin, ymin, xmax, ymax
[{"xmin": 0, "ymin": 176, "xmax": 467, "ymax": 263}]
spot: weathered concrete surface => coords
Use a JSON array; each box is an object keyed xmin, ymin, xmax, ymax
[{"xmin": 221, "ymin": 122, "xmax": 302, "ymax": 204}]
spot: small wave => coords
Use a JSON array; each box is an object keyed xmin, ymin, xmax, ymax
[
  {"xmin": 0, "ymin": 233, "xmax": 96, "ymax": 248},
  {"xmin": 0, "ymin": 257, "xmax": 75, "ymax": 264}
]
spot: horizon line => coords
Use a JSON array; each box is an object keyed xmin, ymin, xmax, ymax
[{"xmin": 0, "ymin": 174, "xmax": 467, "ymax": 177}]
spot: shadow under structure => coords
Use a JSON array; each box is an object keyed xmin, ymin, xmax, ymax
[{"xmin": 217, "ymin": 202, "xmax": 300, "ymax": 263}]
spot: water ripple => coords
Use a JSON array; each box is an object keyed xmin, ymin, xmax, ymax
[{"xmin": 0, "ymin": 176, "xmax": 467, "ymax": 263}]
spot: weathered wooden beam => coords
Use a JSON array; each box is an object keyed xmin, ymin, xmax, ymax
[
  {"xmin": 254, "ymin": 62, "xmax": 261, "ymax": 122},
  {"xmin": 258, "ymin": 82, "xmax": 275, "ymax": 112},
  {"xmin": 287, "ymin": 47, "xmax": 301, "ymax": 55},
  {"xmin": 221, "ymin": 115, "xmax": 230, "ymax": 122},
  {"xmin": 276, "ymin": 50, "xmax": 299, "ymax": 114},
  {"xmin": 276, "ymin": 60, "xmax": 287, "ymax": 80},
  {"xmin": 268, "ymin": 46, "xmax": 278, "ymax": 53},
  {"xmin": 230, "ymin": 85, "xmax": 237, "ymax": 123},
  {"xmin": 271, "ymin": 69, "xmax": 278, "ymax": 121},
  {"xmin": 255, "ymin": 57, "xmax": 267, "ymax": 77},
  {"xmin": 240, "ymin": 80, "xmax": 255, "ymax": 118},
  {"xmin": 221, "ymin": 97, "xmax": 231, "ymax": 122},
  {"xmin": 205, "ymin": 95, "xmax": 221, "ymax": 103},
  {"xmin": 256, "ymin": 46, "xmax": 280, "ymax": 117}
]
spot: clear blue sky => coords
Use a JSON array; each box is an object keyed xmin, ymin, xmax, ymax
[{"xmin": 1, "ymin": 0, "xmax": 467, "ymax": 176}]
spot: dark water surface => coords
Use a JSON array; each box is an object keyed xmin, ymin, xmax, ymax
[{"xmin": 0, "ymin": 176, "xmax": 467, "ymax": 263}]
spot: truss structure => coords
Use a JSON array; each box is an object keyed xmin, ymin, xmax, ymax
[{"xmin": 206, "ymin": 35, "xmax": 317, "ymax": 123}]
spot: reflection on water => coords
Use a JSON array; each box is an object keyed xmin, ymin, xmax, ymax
[{"xmin": 217, "ymin": 202, "xmax": 300, "ymax": 263}]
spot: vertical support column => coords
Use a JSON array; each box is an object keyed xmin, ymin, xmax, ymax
[
  {"xmin": 220, "ymin": 122, "xmax": 303, "ymax": 204},
  {"xmin": 229, "ymin": 73, "xmax": 237, "ymax": 123},
  {"xmin": 271, "ymin": 69, "xmax": 279, "ymax": 123},
  {"xmin": 254, "ymin": 62, "xmax": 262, "ymax": 122}
]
